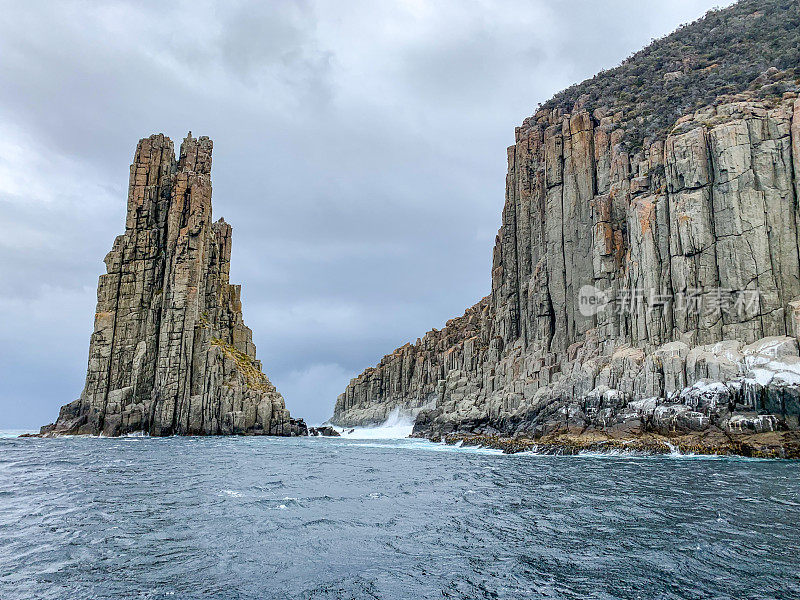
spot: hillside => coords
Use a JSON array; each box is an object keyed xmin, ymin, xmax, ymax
[{"xmin": 541, "ymin": 0, "xmax": 800, "ymax": 149}]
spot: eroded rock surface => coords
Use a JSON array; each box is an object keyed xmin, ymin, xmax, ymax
[
  {"xmin": 42, "ymin": 134, "xmax": 306, "ymax": 437},
  {"xmin": 333, "ymin": 91, "xmax": 800, "ymax": 450},
  {"xmin": 308, "ymin": 426, "xmax": 341, "ymax": 437}
]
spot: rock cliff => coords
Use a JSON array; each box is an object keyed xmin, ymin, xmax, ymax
[
  {"xmin": 333, "ymin": 1, "xmax": 800, "ymax": 455},
  {"xmin": 42, "ymin": 134, "xmax": 306, "ymax": 437}
]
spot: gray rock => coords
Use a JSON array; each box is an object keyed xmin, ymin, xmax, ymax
[
  {"xmin": 308, "ymin": 426, "xmax": 341, "ymax": 437},
  {"xmin": 334, "ymin": 94, "xmax": 800, "ymax": 444},
  {"xmin": 42, "ymin": 134, "xmax": 306, "ymax": 437}
]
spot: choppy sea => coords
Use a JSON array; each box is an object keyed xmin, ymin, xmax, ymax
[{"xmin": 1, "ymin": 421, "xmax": 798, "ymax": 600}]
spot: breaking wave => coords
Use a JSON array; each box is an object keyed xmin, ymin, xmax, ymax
[
  {"xmin": 0, "ymin": 430, "xmax": 35, "ymax": 439},
  {"xmin": 335, "ymin": 408, "xmax": 415, "ymax": 439}
]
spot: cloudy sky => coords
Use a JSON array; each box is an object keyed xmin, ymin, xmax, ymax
[{"xmin": 0, "ymin": 0, "xmax": 733, "ymax": 428}]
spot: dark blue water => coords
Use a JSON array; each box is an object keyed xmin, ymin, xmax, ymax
[{"xmin": 1, "ymin": 435, "xmax": 798, "ymax": 600}]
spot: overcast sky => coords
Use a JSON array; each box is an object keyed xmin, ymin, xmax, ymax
[{"xmin": 0, "ymin": 0, "xmax": 733, "ymax": 429}]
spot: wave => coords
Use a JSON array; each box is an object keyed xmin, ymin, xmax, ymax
[
  {"xmin": 0, "ymin": 430, "xmax": 36, "ymax": 438},
  {"xmin": 335, "ymin": 408, "xmax": 415, "ymax": 439}
]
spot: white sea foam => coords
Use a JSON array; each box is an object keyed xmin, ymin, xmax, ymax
[
  {"xmin": 345, "ymin": 438, "xmax": 505, "ymax": 455},
  {"xmin": 335, "ymin": 408, "xmax": 415, "ymax": 439},
  {"xmin": 0, "ymin": 430, "xmax": 35, "ymax": 438}
]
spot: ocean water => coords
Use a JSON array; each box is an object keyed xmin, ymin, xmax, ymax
[{"xmin": 1, "ymin": 431, "xmax": 799, "ymax": 600}]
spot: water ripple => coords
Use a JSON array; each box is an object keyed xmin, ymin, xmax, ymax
[{"xmin": 0, "ymin": 436, "xmax": 798, "ymax": 599}]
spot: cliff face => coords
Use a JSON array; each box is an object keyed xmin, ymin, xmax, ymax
[
  {"xmin": 43, "ymin": 134, "xmax": 306, "ymax": 437},
  {"xmin": 332, "ymin": 3, "xmax": 800, "ymax": 449},
  {"xmin": 332, "ymin": 298, "xmax": 491, "ymax": 426},
  {"xmin": 336, "ymin": 91, "xmax": 800, "ymax": 446}
]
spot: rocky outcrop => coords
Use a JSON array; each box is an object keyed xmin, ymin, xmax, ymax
[
  {"xmin": 332, "ymin": 297, "xmax": 490, "ymax": 425},
  {"xmin": 333, "ymin": 81, "xmax": 800, "ymax": 451},
  {"xmin": 42, "ymin": 133, "xmax": 306, "ymax": 437},
  {"xmin": 308, "ymin": 426, "xmax": 340, "ymax": 437}
]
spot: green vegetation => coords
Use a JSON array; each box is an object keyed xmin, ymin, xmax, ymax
[
  {"xmin": 210, "ymin": 337, "xmax": 273, "ymax": 393},
  {"xmin": 538, "ymin": 0, "xmax": 800, "ymax": 150}
]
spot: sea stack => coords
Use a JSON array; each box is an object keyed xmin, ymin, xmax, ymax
[
  {"xmin": 333, "ymin": 0, "xmax": 800, "ymax": 456},
  {"xmin": 42, "ymin": 133, "xmax": 306, "ymax": 437}
]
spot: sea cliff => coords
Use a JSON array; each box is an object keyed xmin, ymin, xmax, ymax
[{"xmin": 333, "ymin": 0, "xmax": 800, "ymax": 456}]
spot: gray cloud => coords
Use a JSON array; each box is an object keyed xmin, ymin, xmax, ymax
[{"xmin": 0, "ymin": 0, "xmax": 733, "ymax": 428}]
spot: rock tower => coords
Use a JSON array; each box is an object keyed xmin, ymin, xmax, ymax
[{"xmin": 42, "ymin": 133, "xmax": 306, "ymax": 437}]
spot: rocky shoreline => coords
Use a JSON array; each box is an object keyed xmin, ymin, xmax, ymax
[{"xmin": 433, "ymin": 431, "xmax": 800, "ymax": 459}]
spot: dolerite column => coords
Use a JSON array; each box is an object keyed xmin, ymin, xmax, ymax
[
  {"xmin": 41, "ymin": 133, "xmax": 306, "ymax": 437},
  {"xmin": 81, "ymin": 134, "xmax": 177, "ymax": 436},
  {"xmin": 150, "ymin": 134, "xmax": 213, "ymax": 436}
]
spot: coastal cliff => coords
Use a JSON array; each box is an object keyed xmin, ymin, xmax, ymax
[
  {"xmin": 41, "ymin": 134, "xmax": 306, "ymax": 437},
  {"xmin": 333, "ymin": 0, "xmax": 800, "ymax": 456}
]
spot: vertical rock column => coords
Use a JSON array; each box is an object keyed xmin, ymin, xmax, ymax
[{"xmin": 43, "ymin": 133, "xmax": 306, "ymax": 437}]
